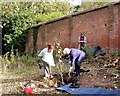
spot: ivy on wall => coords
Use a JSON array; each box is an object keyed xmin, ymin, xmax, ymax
[{"xmin": 33, "ymin": 27, "xmax": 39, "ymax": 55}]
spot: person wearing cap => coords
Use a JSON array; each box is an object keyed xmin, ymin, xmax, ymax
[
  {"xmin": 38, "ymin": 43, "xmax": 55, "ymax": 78},
  {"xmin": 63, "ymin": 48, "xmax": 86, "ymax": 77}
]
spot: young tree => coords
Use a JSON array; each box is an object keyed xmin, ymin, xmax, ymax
[{"xmin": 54, "ymin": 39, "xmax": 64, "ymax": 84}]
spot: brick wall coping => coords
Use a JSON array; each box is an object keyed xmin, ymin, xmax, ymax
[{"xmin": 28, "ymin": 1, "xmax": 120, "ymax": 30}]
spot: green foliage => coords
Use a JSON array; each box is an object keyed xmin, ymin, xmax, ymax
[
  {"xmin": 19, "ymin": 54, "xmax": 37, "ymax": 64},
  {"xmin": 0, "ymin": 53, "xmax": 11, "ymax": 72},
  {"xmin": 1, "ymin": 1, "xmax": 112, "ymax": 54},
  {"xmin": 33, "ymin": 28, "xmax": 39, "ymax": 55},
  {"xmin": 54, "ymin": 39, "xmax": 63, "ymax": 62},
  {"xmin": 2, "ymin": 2, "xmax": 33, "ymax": 54},
  {"xmin": 54, "ymin": 39, "xmax": 64, "ymax": 84},
  {"xmin": 1, "ymin": 2, "xmax": 73, "ymax": 54},
  {"xmin": 83, "ymin": 44, "xmax": 93, "ymax": 60},
  {"xmin": 79, "ymin": 2, "xmax": 110, "ymax": 11},
  {"xmin": 117, "ymin": 52, "xmax": 120, "ymax": 57},
  {"xmin": 35, "ymin": 12, "xmax": 64, "ymax": 23},
  {"xmin": 0, "ymin": 48, "xmax": 37, "ymax": 73}
]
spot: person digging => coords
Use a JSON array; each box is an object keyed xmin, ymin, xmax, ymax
[
  {"xmin": 38, "ymin": 43, "xmax": 55, "ymax": 79},
  {"xmin": 63, "ymin": 48, "xmax": 86, "ymax": 77}
]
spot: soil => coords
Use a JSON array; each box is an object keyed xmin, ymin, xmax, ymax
[{"xmin": 1, "ymin": 56, "xmax": 120, "ymax": 94}]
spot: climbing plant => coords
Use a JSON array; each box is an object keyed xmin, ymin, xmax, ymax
[{"xmin": 33, "ymin": 27, "xmax": 39, "ymax": 55}]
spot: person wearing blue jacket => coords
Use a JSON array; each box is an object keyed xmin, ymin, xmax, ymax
[{"xmin": 63, "ymin": 48, "xmax": 86, "ymax": 77}]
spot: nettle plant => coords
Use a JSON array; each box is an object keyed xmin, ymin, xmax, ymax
[{"xmin": 54, "ymin": 40, "xmax": 64, "ymax": 84}]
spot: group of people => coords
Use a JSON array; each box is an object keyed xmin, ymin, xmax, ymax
[
  {"xmin": 38, "ymin": 33, "xmax": 87, "ymax": 79},
  {"xmin": 22, "ymin": 33, "xmax": 106, "ymax": 94}
]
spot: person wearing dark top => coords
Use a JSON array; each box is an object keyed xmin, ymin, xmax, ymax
[{"xmin": 78, "ymin": 33, "xmax": 87, "ymax": 50}]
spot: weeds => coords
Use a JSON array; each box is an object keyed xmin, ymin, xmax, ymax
[
  {"xmin": 0, "ymin": 49, "xmax": 37, "ymax": 73},
  {"xmin": 82, "ymin": 44, "xmax": 93, "ymax": 60}
]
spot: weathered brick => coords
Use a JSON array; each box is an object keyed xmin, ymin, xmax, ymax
[{"xmin": 25, "ymin": 2, "xmax": 120, "ymax": 54}]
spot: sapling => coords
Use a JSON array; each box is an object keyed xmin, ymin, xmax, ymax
[{"xmin": 54, "ymin": 39, "xmax": 64, "ymax": 84}]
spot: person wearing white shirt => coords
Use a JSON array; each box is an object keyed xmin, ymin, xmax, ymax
[{"xmin": 38, "ymin": 44, "xmax": 55, "ymax": 78}]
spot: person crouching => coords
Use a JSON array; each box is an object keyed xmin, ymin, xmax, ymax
[{"xmin": 38, "ymin": 43, "xmax": 55, "ymax": 78}]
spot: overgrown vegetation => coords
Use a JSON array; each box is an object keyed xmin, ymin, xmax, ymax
[
  {"xmin": 1, "ymin": 1, "xmax": 73, "ymax": 54},
  {"xmin": 0, "ymin": 48, "xmax": 37, "ymax": 74},
  {"xmin": 1, "ymin": 1, "xmax": 119, "ymax": 94},
  {"xmin": 1, "ymin": 51, "xmax": 119, "ymax": 94},
  {"xmin": 1, "ymin": 42, "xmax": 119, "ymax": 94},
  {"xmin": 79, "ymin": 2, "xmax": 110, "ymax": 11},
  {"xmin": 1, "ymin": 1, "xmax": 112, "ymax": 54}
]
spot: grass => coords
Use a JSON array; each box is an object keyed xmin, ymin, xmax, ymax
[{"xmin": 1, "ymin": 61, "xmax": 69, "ymax": 80}]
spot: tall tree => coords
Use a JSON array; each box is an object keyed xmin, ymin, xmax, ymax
[{"xmin": 1, "ymin": 2, "xmax": 73, "ymax": 54}]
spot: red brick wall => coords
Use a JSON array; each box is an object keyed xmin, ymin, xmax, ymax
[
  {"xmin": 118, "ymin": 4, "xmax": 120, "ymax": 52},
  {"xmin": 36, "ymin": 18, "xmax": 70, "ymax": 52},
  {"xmin": 37, "ymin": 26, "xmax": 45, "ymax": 52},
  {"xmin": 25, "ymin": 2, "xmax": 120, "ymax": 54},
  {"xmin": 108, "ymin": 4, "xmax": 118, "ymax": 53},
  {"xmin": 44, "ymin": 19, "xmax": 70, "ymax": 49},
  {"xmin": 72, "ymin": 7, "xmax": 109, "ymax": 50},
  {"xmin": 25, "ymin": 29, "xmax": 33, "ymax": 54}
]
